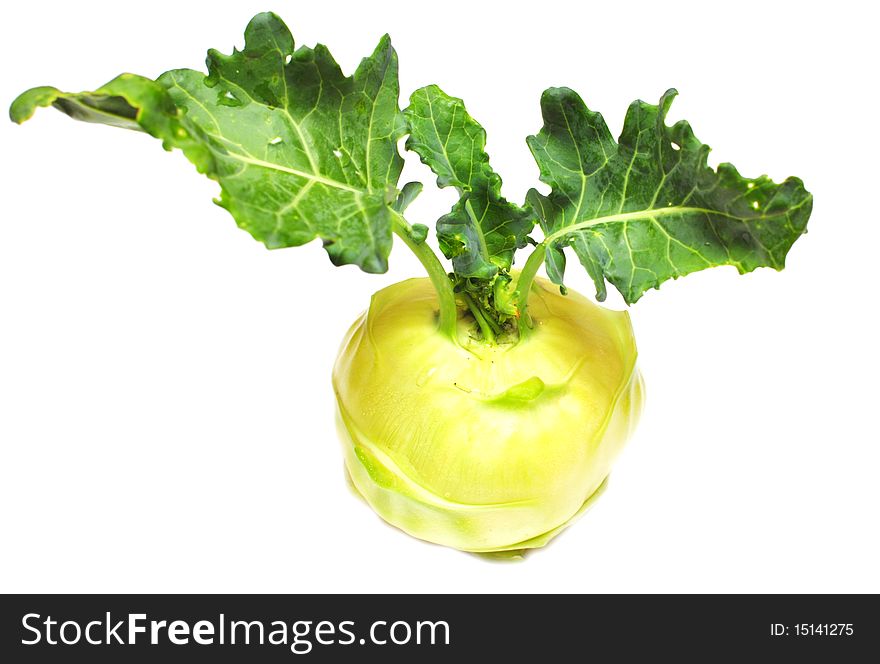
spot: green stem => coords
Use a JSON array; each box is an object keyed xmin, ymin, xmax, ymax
[
  {"xmin": 513, "ymin": 243, "xmax": 546, "ymax": 336},
  {"xmin": 482, "ymin": 306, "xmax": 503, "ymax": 335},
  {"xmin": 390, "ymin": 212, "xmax": 459, "ymax": 341},
  {"xmin": 462, "ymin": 293, "xmax": 496, "ymax": 344}
]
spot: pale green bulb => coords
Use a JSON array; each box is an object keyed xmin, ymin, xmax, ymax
[{"xmin": 333, "ymin": 276, "xmax": 643, "ymax": 554}]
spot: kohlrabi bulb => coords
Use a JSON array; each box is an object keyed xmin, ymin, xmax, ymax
[{"xmin": 333, "ymin": 276, "xmax": 643, "ymax": 554}]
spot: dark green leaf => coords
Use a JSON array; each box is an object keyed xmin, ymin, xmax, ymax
[
  {"xmin": 393, "ymin": 181, "xmax": 423, "ymax": 213},
  {"xmin": 407, "ymin": 223, "xmax": 429, "ymax": 244},
  {"xmin": 527, "ymin": 88, "xmax": 812, "ymax": 303},
  {"xmin": 405, "ymin": 85, "xmax": 534, "ymax": 278},
  {"xmin": 11, "ymin": 12, "xmax": 407, "ymax": 273}
]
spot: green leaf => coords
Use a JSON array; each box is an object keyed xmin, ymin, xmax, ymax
[
  {"xmin": 9, "ymin": 74, "xmax": 218, "ymax": 180},
  {"xmin": 405, "ymin": 85, "xmax": 534, "ymax": 278},
  {"xmin": 10, "ymin": 12, "xmax": 406, "ymax": 274},
  {"xmin": 392, "ymin": 183, "xmax": 428, "ymax": 243},
  {"xmin": 407, "ymin": 223, "xmax": 429, "ymax": 244},
  {"xmin": 393, "ymin": 181, "xmax": 423, "ymax": 213},
  {"xmin": 526, "ymin": 88, "xmax": 813, "ymax": 303}
]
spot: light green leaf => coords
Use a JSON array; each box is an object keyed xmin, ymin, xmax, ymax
[
  {"xmin": 10, "ymin": 12, "xmax": 406, "ymax": 273},
  {"xmin": 527, "ymin": 88, "xmax": 813, "ymax": 303},
  {"xmin": 405, "ymin": 85, "xmax": 534, "ymax": 278}
]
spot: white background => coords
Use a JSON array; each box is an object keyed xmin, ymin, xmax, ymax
[{"xmin": 1, "ymin": 0, "xmax": 877, "ymax": 593}]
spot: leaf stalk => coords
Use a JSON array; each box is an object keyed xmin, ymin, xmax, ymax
[{"xmin": 391, "ymin": 211, "xmax": 459, "ymax": 343}]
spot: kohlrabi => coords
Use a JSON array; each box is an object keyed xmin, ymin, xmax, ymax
[{"xmin": 10, "ymin": 13, "xmax": 812, "ymax": 555}]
